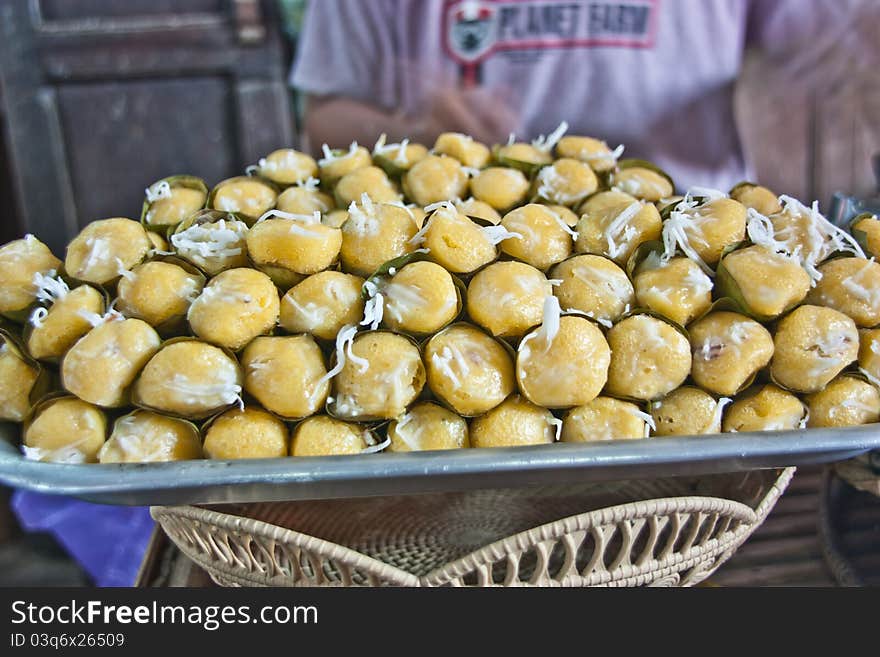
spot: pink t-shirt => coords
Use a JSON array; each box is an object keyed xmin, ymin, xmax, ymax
[{"xmin": 292, "ymin": 0, "xmax": 863, "ymax": 191}]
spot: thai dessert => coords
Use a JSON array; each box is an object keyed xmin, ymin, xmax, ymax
[
  {"xmin": 688, "ymin": 311, "xmax": 774, "ymax": 396},
  {"xmin": 250, "ymin": 148, "xmax": 318, "ymax": 186},
  {"xmin": 241, "ymin": 335, "xmax": 329, "ymax": 419},
  {"xmin": 575, "ymin": 191, "xmax": 662, "ymax": 265},
  {"xmin": 416, "ymin": 202, "xmax": 501, "ymax": 274},
  {"xmin": 806, "ymin": 257, "xmax": 880, "ymax": 328},
  {"xmin": 246, "ymin": 211, "xmax": 342, "ymax": 276},
  {"xmin": 203, "ymin": 406, "xmax": 288, "ymax": 459},
  {"xmin": 115, "ymin": 260, "xmax": 204, "ymax": 330},
  {"xmin": 516, "ymin": 299, "xmax": 610, "ymax": 408},
  {"xmin": 317, "ymin": 142, "xmax": 372, "ymax": 187},
  {"xmin": 532, "ymin": 158, "xmax": 598, "ymax": 207},
  {"xmin": 805, "ymin": 376, "xmax": 880, "ymax": 428},
  {"xmin": 0, "ymin": 335, "xmax": 42, "ymax": 421},
  {"xmin": 467, "ymin": 261, "xmax": 552, "ymax": 338},
  {"xmin": 4, "ymin": 126, "xmax": 879, "ymax": 469},
  {"xmin": 555, "ymin": 135, "xmax": 622, "ymax": 173},
  {"xmin": 290, "ymin": 415, "xmax": 379, "ymax": 457},
  {"xmin": 433, "ymin": 132, "xmax": 490, "ymax": 169},
  {"xmin": 604, "ymin": 314, "xmax": 692, "ymax": 401},
  {"xmin": 328, "ymin": 330, "xmax": 425, "ymax": 421},
  {"xmin": 722, "ymin": 384, "xmax": 806, "ymax": 433},
  {"xmin": 141, "ymin": 176, "xmax": 208, "ymax": 230},
  {"xmin": 387, "ymin": 402, "xmax": 469, "ymax": 452},
  {"xmin": 469, "ymin": 395, "xmax": 557, "ymax": 448},
  {"xmin": 98, "ymin": 410, "xmax": 202, "ymax": 463},
  {"xmin": 561, "ymin": 397, "xmax": 651, "ymax": 442},
  {"xmin": 133, "ymin": 339, "xmax": 242, "ymax": 419},
  {"xmin": 402, "ymin": 154, "xmax": 469, "ymax": 206},
  {"xmin": 632, "ymin": 255, "xmax": 713, "ymax": 327},
  {"xmin": 23, "ymin": 397, "xmax": 107, "ymax": 463},
  {"xmin": 279, "ymin": 271, "xmax": 365, "ymax": 340},
  {"xmin": 61, "ymin": 318, "xmax": 161, "ymax": 408},
  {"xmin": 770, "ymin": 305, "xmax": 858, "ymax": 394},
  {"xmin": 368, "ymin": 260, "xmax": 460, "ymax": 335},
  {"xmin": 170, "ymin": 211, "xmax": 250, "ymax": 276},
  {"xmin": 24, "ymin": 279, "xmax": 105, "ymax": 362},
  {"xmin": 729, "ymin": 182, "xmax": 781, "ymax": 216},
  {"xmin": 209, "ymin": 176, "xmax": 277, "ymax": 223},
  {"xmin": 339, "ymin": 195, "xmax": 418, "ymax": 276},
  {"xmin": 334, "ymin": 165, "xmax": 400, "ymax": 206},
  {"xmin": 499, "ymin": 204, "xmax": 576, "ymax": 270},
  {"xmin": 65, "ymin": 218, "xmax": 152, "ymax": 285},
  {"xmin": 551, "ymin": 254, "xmax": 635, "ymax": 325},
  {"xmin": 187, "ymin": 268, "xmax": 279, "ymax": 351},
  {"xmin": 717, "ymin": 245, "xmax": 810, "ymax": 320},
  {"xmin": 424, "ymin": 323, "xmax": 515, "ymax": 416},
  {"xmin": 470, "ymin": 167, "xmax": 530, "ymax": 211},
  {"xmin": 651, "ymin": 387, "xmax": 729, "ymax": 437}
]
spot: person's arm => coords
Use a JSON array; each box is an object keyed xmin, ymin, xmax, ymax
[
  {"xmin": 747, "ymin": 0, "xmax": 876, "ymax": 78},
  {"xmin": 302, "ymin": 88, "xmax": 520, "ymax": 154}
]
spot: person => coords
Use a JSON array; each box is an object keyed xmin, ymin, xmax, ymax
[{"xmin": 291, "ymin": 0, "xmax": 873, "ymax": 192}]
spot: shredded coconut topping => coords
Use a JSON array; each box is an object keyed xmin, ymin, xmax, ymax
[
  {"xmin": 115, "ymin": 258, "xmax": 136, "ymax": 282},
  {"xmin": 661, "ymin": 205, "xmax": 714, "ymax": 276},
  {"xmin": 295, "ymin": 176, "xmax": 321, "ymax": 191},
  {"xmin": 604, "ymin": 202, "xmax": 642, "ymax": 259},
  {"xmin": 145, "ymin": 180, "xmax": 172, "ymax": 203},
  {"xmin": 374, "ymin": 134, "xmax": 413, "ymax": 166},
  {"xmin": 549, "ymin": 416, "xmax": 563, "ymax": 441},
  {"xmin": 532, "ymin": 121, "xmax": 569, "ymax": 152},
  {"xmin": 314, "ymin": 325, "xmax": 368, "ymax": 394},
  {"xmin": 841, "ymin": 257, "xmax": 880, "ymax": 308},
  {"xmin": 706, "ymin": 397, "xmax": 733, "ymax": 432},
  {"xmin": 424, "ymin": 200, "xmax": 457, "ymax": 214},
  {"xmin": 171, "ymin": 218, "xmax": 247, "ymax": 260},
  {"xmin": 360, "ymin": 283, "xmax": 385, "ymax": 330},
  {"xmin": 32, "ymin": 269, "xmax": 69, "ymax": 304},
  {"xmin": 392, "ymin": 411, "xmax": 424, "ymax": 451},
  {"xmin": 686, "ymin": 186, "xmax": 728, "ymax": 202},
  {"xmin": 520, "ymin": 295, "xmax": 562, "ymax": 361},
  {"xmin": 770, "ymin": 195, "xmax": 867, "ymax": 284},
  {"xmin": 82, "ymin": 237, "xmax": 113, "ymax": 273},
  {"xmin": 859, "ymin": 367, "xmax": 880, "ymax": 389},
  {"xmin": 76, "ymin": 307, "xmax": 123, "ymax": 328},
  {"xmin": 361, "ymin": 435, "xmax": 391, "ymax": 454},
  {"xmin": 583, "ymin": 143, "xmax": 625, "ymax": 166},
  {"xmin": 29, "ymin": 306, "xmax": 49, "ymax": 328},
  {"xmin": 624, "ymin": 406, "xmax": 657, "ymax": 436},
  {"xmin": 431, "ymin": 346, "xmax": 463, "ymax": 389},
  {"xmin": 562, "ymin": 308, "xmax": 613, "ymax": 328},
  {"xmin": 346, "ymin": 193, "xmax": 381, "ymax": 235},
  {"xmin": 164, "ymin": 372, "xmax": 243, "ymax": 410},
  {"xmin": 256, "ymin": 208, "xmax": 321, "ymax": 225},
  {"xmin": 482, "ymin": 225, "xmax": 523, "ymax": 245},
  {"xmin": 22, "ymin": 444, "xmax": 87, "ymax": 464},
  {"xmin": 548, "ymin": 209, "xmax": 579, "ymax": 240},
  {"xmin": 319, "ymin": 141, "xmax": 359, "ymax": 166}
]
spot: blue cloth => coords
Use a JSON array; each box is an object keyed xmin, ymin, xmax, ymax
[{"xmin": 11, "ymin": 491, "xmax": 154, "ymax": 587}]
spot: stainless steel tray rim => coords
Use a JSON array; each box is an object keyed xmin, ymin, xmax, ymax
[{"xmin": 1, "ymin": 424, "xmax": 878, "ymax": 505}]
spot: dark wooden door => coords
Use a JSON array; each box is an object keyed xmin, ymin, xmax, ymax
[{"xmin": 0, "ymin": 0, "xmax": 293, "ymax": 253}]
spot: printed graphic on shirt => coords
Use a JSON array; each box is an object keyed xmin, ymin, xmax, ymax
[{"xmin": 444, "ymin": 0, "xmax": 658, "ymax": 65}]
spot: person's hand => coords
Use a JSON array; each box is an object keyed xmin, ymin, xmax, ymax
[{"xmin": 414, "ymin": 86, "xmax": 520, "ymax": 145}]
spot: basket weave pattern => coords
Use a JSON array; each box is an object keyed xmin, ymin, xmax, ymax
[{"xmin": 152, "ymin": 467, "xmax": 794, "ymax": 587}]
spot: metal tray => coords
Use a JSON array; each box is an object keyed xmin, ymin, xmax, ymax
[{"xmin": 1, "ymin": 422, "xmax": 879, "ymax": 505}]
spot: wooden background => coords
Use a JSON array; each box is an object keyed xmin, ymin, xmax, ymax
[{"xmin": 735, "ymin": 5, "xmax": 880, "ymax": 206}]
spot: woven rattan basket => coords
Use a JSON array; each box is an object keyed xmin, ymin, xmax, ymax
[{"xmin": 151, "ymin": 466, "xmax": 795, "ymax": 587}]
